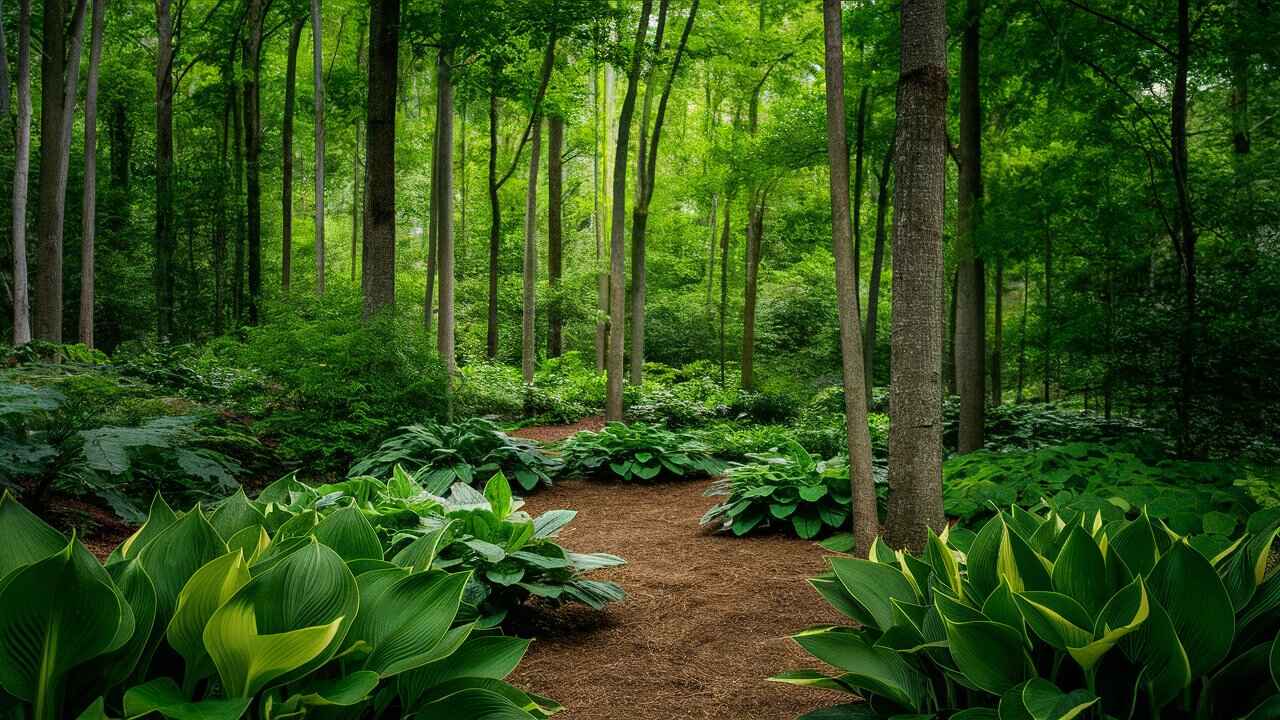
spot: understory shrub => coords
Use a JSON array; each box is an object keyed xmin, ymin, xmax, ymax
[
  {"xmin": 943, "ymin": 442, "xmax": 1275, "ymax": 548},
  {"xmin": 0, "ymin": 489, "xmax": 561, "ymax": 720},
  {"xmin": 560, "ymin": 422, "xmax": 724, "ymax": 482},
  {"xmin": 943, "ymin": 401, "xmax": 1156, "ymax": 453},
  {"xmin": 702, "ymin": 443, "xmax": 874, "ymax": 539},
  {"xmin": 254, "ymin": 469, "xmax": 624, "ymax": 624},
  {"xmin": 775, "ymin": 506, "xmax": 1280, "ymax": 719},
  {"xmin": 455, "ymin": 360, "xmax": 596, "ymax": 424},
  {"xmin": 350, "ymin": 418, "xmax": 562, "ymax": 493}
]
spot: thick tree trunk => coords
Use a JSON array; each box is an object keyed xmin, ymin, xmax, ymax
[
  {"xmin": 991, "ymin": 256, "xmax": 1003, "ymax": 405},
  {"xmin": 9, "ymin": 0, "xmax": 32, "ymax": 345},
  {"xmin": 822, "ymin": 0, "xmax": 880, "ymax": 554},
  {"xmin": 548, "ymin": 114, "xmax": 565, "ymax": 358},
  {"xmin": 243, "ymin": 0, "xmax": 265, "ymax": 324},
  {"xmin": 79, "ymin": 0, "xmax": 105, "ymax": 348},
  {"xmin": 522, "ymin": 116, "xmax": 543, "ymax": 383},
  {"xmin": 361, "ymin": 0, "xmax": 400, "ymax": 318},
  {"xmin": 884, "ymin": 0, "xmax": 948, "ymax": 551},
  {"xmin": 312, "ymin": 0, "xmax": 326, "ymax": 294},
  {"xmin": 864, "ymin": 137, "xmax": 894, "ymax": 405},
  {"xmin": 955, "ymin": 0, "xmax": 985, "ymax": 453},
  {"xmin": 282, "ymin": 17, "xmax": 305, "ymax": 293},
  {"xmin": 606, "ymin": 0, "xmax": 654, "ymax": 421},
  {"xmin": 36, "ymin": 0, "xmax": 88, "ymax": 342},
  {"xmin": 435, "ymin": 50, "xmax": 456, "ymax": 373}
]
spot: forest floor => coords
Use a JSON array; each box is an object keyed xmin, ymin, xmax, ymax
[{"xmin": 507, "ymin": 421, "xmax": 847, "ymax": 720}]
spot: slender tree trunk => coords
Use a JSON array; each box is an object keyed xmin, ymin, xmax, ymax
[
  {"xmin": 706, "ymin": 193, "xmax": 716, "ymax": 308},
  {"xmin": 0, "ymin": 0, "xmax": 8, "ymax": 118},
  {"xmin": 605, "ymin": 0, "xmax": 654, "ymax": 420},
  {"xmin": 1104, "ymin": 262, "xmax": 1114, "ymax": 421},
  {"xmin": 9, "ymin": 0, "xmax": 32, "ymax": 345},
  {"xmin": 232, "ymin": 79, "xmax": 245, "ymax": 323},
  {"xmin": 593, "ymin": 65, "xmax": 606, "ymax": 370},
  {"xmin": 741, "ymin": 189, "xmax": 763, "ymax": 390},
  {"xmin": 864, "ymin": 137, "xmax": 894, "ymax": 405},
  {"xmin": 361, "ymin": 0, "xmax": 399, "ymax": 318},
  {"xmin": 822, "ymin": 0, "xmax": 879, "ymax": 554},
  {"xmin": 79, "ymin": 0, "xmax": 106, "ymax": 348},
  {"xmin": 350, "ymin": 13, "xmax": 365, "ymax": 285},
  {"xmin": 1043, "ymin": 230, "xmax": 1053, "ymax": 402},
  {"xmin": 991, "ymin": 256, "xmax": 1003, "ymax": 405},
  {"xmin": 424, "ymin": 72, "xmax": 441, "ymax": 332},
  {"xmin": 155, "ymin": 0, "xmax": 175, "ymax": 335},
  {"xmin": 1017, "ymin": 260, "xmax": 1028, "ymax": 402},
  {"xmin": 486, "ymin": 84, "xmax": 502, "ymax": 357},
  {"xmin": 436, "ymin": 49, "xmax": 456, "ymax": 372},
  {"xmin": 282, "ymin": 17, "xmax": 304, "ymax": 293},
  {"xmin": 719, "ymin": 197, "xmax": 731, "ymax": 386},
  {"xmin": 36, "ymin": 0, "xmax": 88, "ymax": 342},
  {"xmin": 946, "ymin": 270, "xmax": 957, "ymax": 396},
  {"xmin": 955, "ymin": 0, "xmax": 985, "ymax": 453},
  {"xmin": 1171, "ymin": 0, "xmax": 1197, "ymax": 456},
  {"xmin": 548, "ymin": 114, "xmax": 565, "ymax": 358},
  {"xmin": 312, "ymin": 0, "xmax": 326, "ymax": 294},
  {"xmin": 884, "ymin": 0, "xmax": 948, "ymax": 551},
  {"xmin": 522, "ymin": 116, "xmax": 543, "ymax": 383},
  {"xmin": 243, "ymin": 0, "xmax": 265, "ymax": 324},
  {"xmin": 852, "ymin": 85, "xmax": 867, "ymax": 305},
  {"xmin": 213, "ymin": 77, "xmax": 232, "ymax": 335}
]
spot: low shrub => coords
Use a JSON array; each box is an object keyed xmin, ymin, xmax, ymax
[
  {"xmin": 0, "ymin": 489, "xmax": 561, "ymax": 720},
  {"xmin": 775, "ymin": 506, "xmax": 1280, "ymax": 719},
  {"xmin": 702, "ymin": 443, "xmax": 873, "ymax": 539},
  {"xmin": 350, "ymin": 418, "xmax": 562, "ymax": 493},
  {"xmin": 255, "ymin": 469, "xmax": 625, "ymax": 624},
  {"xmin": 560, "ymin": 422, "xmax": 724, "ymax": 482}
]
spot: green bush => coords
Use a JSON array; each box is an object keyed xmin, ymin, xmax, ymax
[
  {"xmin": 254, "ymin": 469, "xmax": 625, "ymax": 625},
  {"xmin": 701, "ymin": 443, "xmax": 874, "ymax": 539},
  {"xmin": 0, "ymin": 489, "xmax": 561, "ymax": 720},
  {"xmin": 560, "ymin": 422, "xmax": 724, "ymax": 482},
  {"xmin": 349, "ymin": 419, "xmax": 563, "ymax": 493},
  {"xmin": 775, "ymin": 506, "xmax": 1280, "ymax": 719}
]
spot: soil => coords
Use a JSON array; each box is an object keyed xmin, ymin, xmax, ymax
[
  {"xmin": 512, "ymin": 415, "xmax": 606, "ymax": 443},
  {"xmin": 507, "ymin": 473, "xmax": 849, "ymax": 719}
]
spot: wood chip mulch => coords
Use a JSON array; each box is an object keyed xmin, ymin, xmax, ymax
[
  {"xmin": 507, "ymin": 439, "xmax": 849, "ymax": 719},
  {"xmin": 511, "ymin": 416, "xmax": 607, "ymax": 444}
]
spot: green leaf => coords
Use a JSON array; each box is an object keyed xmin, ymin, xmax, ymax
[
  {"xmin": 165, "ymin": 551, "xmax": 252, "ymax": 683},
  {"xmin": 1051, "ymin": 524, "xmax": 1109, "ymax": 617},
  {"xmin": 1146, "ymin": 541, "xmax": 1234, "ymax": 677},
  {"xmin": 484, "ymin": 473, "xmax": 513, "ymax": 520},
  {"xmin": 391, "ymin": 524, "xmax": 452, "ymax": 573},
  {"xmin": 122, "ymin": 677, "xmax": 252, "ymax": 720},
  {"xmin": 314, "ymin": 504, "xmax": 384, "ymax": 562},
  {"xmin": 790, "ymin": 626, "xmax": 926, "ymax": 711},
  {"xmin": 348, "ymin": 568, "xmax": 469, "ymax": 676},
  {"xmin": 0, "ymin": 490, "xmax": 67, "ymax": 580},
  {"xmin": 1020, "ymin": 679, "xmax": 1098, "ymax": 720},
  {"xmin": 1013, "ymin": 591, "xmax": 1094, "ymax": 651},
  {"xmin": 939, "ymin": 615, "xmax": 1034, "ymax": 695},
  {"xmin": 1065, "ymin": 575, "xmax": 1149, "ymax": 669},
  {"xmin": 829, "ymin": 557, "xmax": 918, "ymax": 632},
  {"xmin": 137, "ymin": 506, "xmax": 228, "ymax": 641},
  {"xmin": 408, "ymin": 687, "xmax": 536, "ymax": 719},
  {"xmin": 398, "ymin": 635, "xmax": 530, "ymax": 708},
  {"xmin": 208, "ymin": 489, "xmax": 265, "ymax": 542}
]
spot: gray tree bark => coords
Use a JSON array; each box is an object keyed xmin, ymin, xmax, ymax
[
  {"xmin": 955, "ymin": 0, "xmax": 985, "ymax": 453},
  {"xmin": 522, "ymin": 116, "xmax": 543, "ymax": 384},
  {"xmin": 312, "ymin": 0, "xmax": 326, "ymax": 294},
  {"xmin": 435, "ymin": 50, "xmax": 456, "ymax": 373},
  {"xmin": 361, "ymin": 0, "xmax": 400, "ymax": 318},
  {"xmin": 9, "ymin": 0, "xmax": 31, "ymax": 345},
  {"xmin": 548, "ymin": 113, "xmax": 565, "ymax": 358},
  {"xmin": 282, "ymin": 17, "xmax": 305, "ymax": 293},
  {"xmin": 79, "ymin": 0, "xmax": 106, "ymax": 347},
  {"xmin": 884, "ymin": 0, "xmax": 948, "ymax": 551}
]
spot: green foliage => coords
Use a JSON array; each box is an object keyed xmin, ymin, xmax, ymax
[
  {"xmin": 0, "ymin": 377, "xmax": 242, "ymax": 522},
  {"xmin": 701, "ymin": 443, "xmax": 874, "ymax": 539},
  {"xmin": 253, "ymin": 469, "xmax": 624, "ymax": 623},
  {"xmin": 0, "ymin": 489, "xmax": 561, "ymax": 720},
  {"xmin": 943, "ymin": 442, "xmax": 1274, "ymax": 546},
  {"xmin": 455, "ymin": 360, "xmax": 596, "ymax": 425},
  {"xmin": 349, "ymin": 419, "xmax": 563, "ymax": 493},
  {"xmin": 775, "ymin": 506, "xmax": 1280, "ymax": 719},
  {"xmin": 560, "ymin": 422, "xmax": 725, "ymax": 483},
  {"xmin": 944, "ymin": 402, "xmax": 1156, "ymax": 453}
]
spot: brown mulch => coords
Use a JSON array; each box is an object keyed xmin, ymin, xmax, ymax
[
  {"xmin": 511, "ymin": 415, "xmax": 606, "ymax": 443},
  {"xmin": 507, "ymin": 476, "xmax": 848, "ymax": 720}
]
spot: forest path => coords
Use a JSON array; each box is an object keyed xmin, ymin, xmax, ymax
[{"xmin": 506, "ymin": 423, "xmax": 845, "ymax": 720}]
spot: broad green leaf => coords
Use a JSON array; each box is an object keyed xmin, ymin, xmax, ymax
[
  {"xmin": 409, "ymin": 687, "xmax": 536, "ymax": 719},
  {"xmin": 348, "ymin": 569, "xmax": 469, "ymax": 676},
  {"xmin": 208, "ymin": 489, "xmax": 265, "ymax": 542},
  {"xmin": 108, "ymin": 494, "xmax": 178, "ymax": 565},
  {"xmin": 0, "ymin": 490, "xmax": 67, "ymax": 580},
  {"xmin": 290, "ymin": 671, "xmax": 380, "ymax": 707},
  {"xmin": 165, "ymin": 551, "xmax": 252, "ymax": 684},
  {"xmin": 484, "ymin": 473, "xmax": 513, "ymax": 520},
  {"xmin": 398, "ymin": 635, "xmax": 530, "ymax": 708},
  {"xmin": 1126, "ymin": 594, "xmax": 1192, "ymax": 709},
  {"xmin": 1066, "ymin": 576, "xmax": 1149, "ymax": 669},
  {"xmin": 1013, "ymin": 591, "xmax": 1094, "ymax": 651},
  {"xmin": 1146, "ymin": 541, "xmax": 1234, "ymax": 677},
  {"xmin": 122, "ymin": 677, "xmax": 252, "ymax": 719},
  {"xmin": 791, "ymin": 627, "xmax": 926, "ymax": 710},
  {"xmin": 767, "ymin": 669, "xmax": 855, "ymax": 694},
  {"xmin": 829, "ymin": 557, "xmax": 918, "ymax": 631},
  {"xmin": 137, "ymin": 506, "xmax": 228, "ymax": 639},
  {"xmin": 1110, "ymin": 515, "xmax": 1159, "ymax": 579},
  {"xmin": 997, "ymin": 523, "xmax": 1051, "ymax": 593},
  {"xmin": 314, "ymin": 504, "xmax": 384, "ymax": 562},
  {"xmin": 967, "ymin": 515, "xmax": 1006, "ymax": 602},
  {"xmin": 925, "ymin": 529, "xmax": 964, "ymax": 602},
  {"xmin": 940, "ymin": 616, "xmax": 1033, "ymax": 695},
  {"xmin": 1020, "ymin": 678, "xmax": 1097, "ymax": 720},
  {"xmin": 1051, "ymin": 525, "xmax": 1109, "ymax": 617},
  {"xmin": 391, "ymin": 524, "xmax": 453, "ymax": 573}
]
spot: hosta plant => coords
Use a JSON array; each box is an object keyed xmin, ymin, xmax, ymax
[
  {"xmin": 559, "ymin": 422, "xmax": 724, "ymax": 483},
  {"xmin": 774, "ymin": 505, "xmax": 1280, "ymax": 720},
  {"xmin": 0, "ymin": 489, "xmax": 560, "ymax": 720},
  {"xmin": 253, "ymin": 468, "xmax": 625, "ymax": 624},
  {"xmin": 701, "ymin": 443, "xmax": 869, "ymax": 539},
  {"xmin": 349, "ymin": 418, "xmax": 563, "ymax": 493}
]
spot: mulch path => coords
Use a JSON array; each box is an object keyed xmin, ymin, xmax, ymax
[
  {"xmin": 511, "ymin": 415, "xmax": 606, "ymax": 443},
  {"xmin": 507, "ymin": 468, "xmax": 848, "ymax": 718}
]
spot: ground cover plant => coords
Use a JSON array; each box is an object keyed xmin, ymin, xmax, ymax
[
  {"xmin": 774, "ymin": 505, "xmax": 1280, "ymax": 719},
  {"xmin": 349, "ymin": 418, "xmax": 563, "ymax": 493},
  {"xmin": 251, "ymin": 468, "xmax": 625, "ymax": 624},
  {"xmin": 0, "ymin": 489, "xmax": 560, "ymax": 720},
  {"xmin": 559, "ymin": 422, "xmax": 724, "ymax": 483},
  {"xmin": 701, "ymin": 442, "xmax": 865, "ymax": 539}
]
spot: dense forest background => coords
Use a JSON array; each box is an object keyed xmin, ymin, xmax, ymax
[{"xmin": 1, "ymin": 0, "xmax": 1278, "ymax": 464}]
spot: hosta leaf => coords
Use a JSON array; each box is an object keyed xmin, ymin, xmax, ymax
[
  {"xmin": 108, "ymin": 494, "xmax": 178, "ymax": 566},
  {"xmin": 940, "ymin": 615, "xmax": 1034, "ymax": 695},
  {"xmin": 532, "ymin": 510, "xmax": 576, "ymax": 538},
  {"xmin": 1110, "ymin": 514, "xmax": 1159, "ymax": 579},
  {"xmin": 792, "ymin": 509, "xmax": 823, "ymax": 540},
  {"xmin": 408, "ymin": 687, "xmax": 535, "ymax": 719},
  {"xmin": 391, "ymin": 524, "xmax": 452, "ymax": 573},
  {"xmin": 810, "ymin": 578, "xmax": 872, "ymax": 627},
  {"xmin": 138, "ymin": 507, "xmax": 227, "ymax": 645},
  {"xmin": 767, "ymin": 669, "xmax": 855, "ymax": 694},
  {"xmin": 799, "ymin": 485, "xmax": 828, "ymax": 502},
  {"xmin": 1020, "ymin": 679, "xmax": 1098, "ymax": 720},
  {"xmin": 1219, "ymin": 525, "xmax": 1280, "ymax": 611},
  {"xmin": 967, "ymin": 515, "xmax": 1006, "ymax": 602},
  {"xmin": 0, "ymin": 490, "xmax": 68, "ymax": 579},
  {"xmin": 122, "ymin": 677, "xmax": 252, "ymax": 719},
  {"xmin": 631, "ymin": 462, "xmax": 661, "ymax": 480},
  {"xmin": 1145, "ymin": 541, "xmax": 1234, "ymax": 678},
  {"xmin": 997, "ymin": 523, "xmax": 1051, "ymax": 593},
  {"xmin": 348, "ymin": 568, "xmax": 469, "ymax": 676},
  {"xmin": 770, "ymin": 502, "xmax": 798, "ymax": 519},
  {"xmin": 790, "ymin": 627, "xmax": 927, "ymax": 710},
  {"xmin": 1065, "ymin": 575, "xmax": 1148, "ymax": 669},
  {"xmin": 734, "ymin": 508, "xmax": 766, "ymax": 536},
  {"xmin": 208, "ymin": 489, "xmax": 265, "ymax": 542},
  {"xmin": 1013, "ymin": 591, "xmax": 1093, "ymax": 651},
  {"xmin": 398, "ymin": 636, "xmax": 530, "ymax": 708},
  {"xmin": 165, "ymin": 551, "xmax": 252, "ymax": 683},
  {"xmin": 925, "ymin": 529, "xmax": 964, "ymax": 601},
  {"xmin": 1051, "ymin": 524, "xmax": 1109, "ymax": 617},
  {"xmin": 314, "ymin": 504, "xmax": 384, "ymax": 562},
  {"xmin": 1125, "ymin": 594, "xmax": 1191, "ymax": 709},
  {"xmin": 829, "ymin": 557, "xmax": 918, "ymax": 631},
  {"xmin": 484, "ymin": 473, "xmax": 513, "ymax": 520}
]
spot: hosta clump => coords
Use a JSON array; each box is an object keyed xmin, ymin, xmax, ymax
[
  {"xmin": 774, "ymin": 505, "xmax": 1280, "ymax": 720},
  {"xmin": 255, "ymin": 468, "xmax": 625, "ymax": 623},
  {"xmin": 350, "ymin": 417, "xmax": 563, "ymax": 493},
  {"xmin": 0, "ymin": 489, "xmax": 561, "ymax": 720},
  {"xmin": 560, "ymin": 422, "xmax": 724, "ymax": 482},
  {"xmin": 701, "ymin": 443, "xmax": 868, "ymax": 539}
]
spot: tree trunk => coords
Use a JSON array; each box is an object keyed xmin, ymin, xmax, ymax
[
  {"xmin": 1171, "ymin": 0, "xmax": 1197, "ymax": 456},
  {"xmin": 718, "ymin": 197, "xmax": 731, "ymax": 387},
  {"xmin": 884, "ymin": 0, "xmax": 948, "ymax": 551},
  {"xmin": 243, "ymin": 0, "xmax": 265, "ymax": 324},
  {"xmin": 9, "ymin": 0, "xmax": 32, "ymax": 345},
  {"xmin": 852, "ymin": 85, "xmax": 867, "ymax": 306},
  {"xmin": 955, "ymin": 0, "xmax": 985, "ymax": 453},
  {"xmin": 312, "ymin": 0, "xmax": 326, "ymax": 294},
  {"xmin": 1016, "ymin": 260, "xmax": 1028, "ymax": 403},
  {"xmin": 741, "ymin": 190, "xmax": 763, "ymax": 391},
  {"xmin": 548, "ymin": 113, "xmax": 565, "ymax": 358},
  {"xmin": 232, "ymin": 77, "xmax": 245, "ymax": 323},
  {"xmin": 424, "ymin": 70, "xmax": 441, "ymax": 332},
  {"xmin": 435, "ymin": 49, "xmax": 456, "ymax": 373},
  {"xmin": 594, "ymin": 61, "xmax": 610, "ymax": 371},
  {"xmin": 282, "ymin": 17, "xmax": 305, "ymax": 293},
  {"xmin": 822, "ymin": 0, "xmax": 880, "ymax": 554},
  {"xmin": 991, "ymin": 256, "xmax": 1003, "ymax": 405},
  {"xmin": 36, "ymin": 0, "xmax": 88, "ymax": 342},
  {"xmin": 864, "ymin": 137, "xmax": 894, "ymax": 405},
  {"xmin": 361, "ymin": 0, "xmax": 400, "ymax": 318},
  {"xmin": 946, "ymin": 270, "xmax": 957, "ymax": 396},
  {"xmin": 1043, "ymin": 230, "xmax": 1053, "ymax": 402},
  {"xmin": 486, "ymin": 84, "xmax": 502, "ymax": 357},
  {"xmin": 606, "ymin": 0, "xmax": 654, "ymax": 421},
  {"xmin": 213, "ymin": 76, "xmax": 232, "ymax": 335},
  {"xmin": 0, "ymin": 0, "xmax": 8, "ymax": 118},
  {"xmin": 522, "ymin": 116, "xmax": 543, "ymax": 384},
  {"xmin": 79, "ymin": 0, "xmax": 105, "ymax": 348},
  {"xmin": 351, "ymin": 121, "xmax": 362, "ymax": 283}
]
